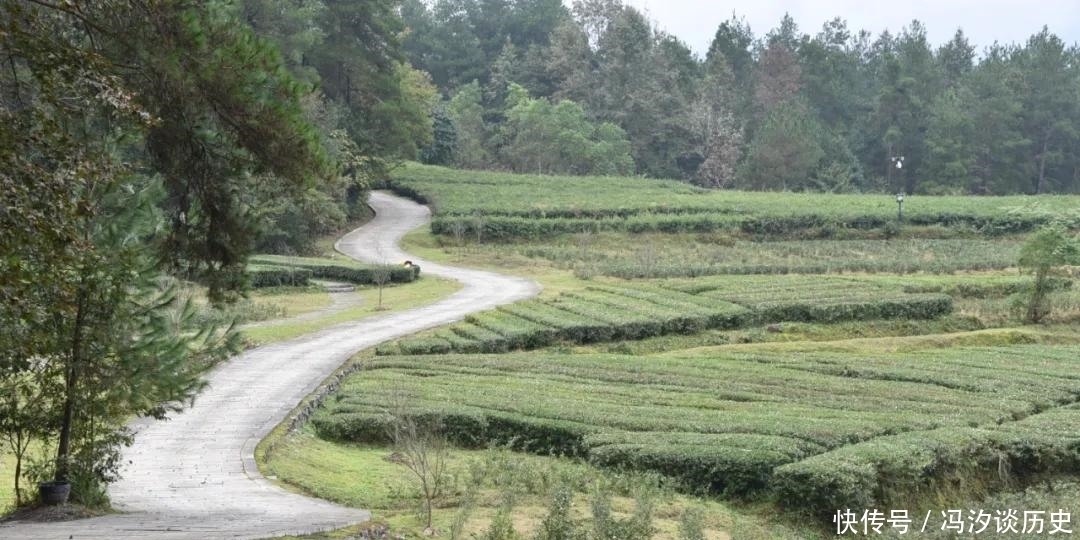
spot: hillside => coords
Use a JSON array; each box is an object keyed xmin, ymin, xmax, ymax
[{"xmin": 264, "ymin": 167, "xmax": 1080, "ymax": 538}]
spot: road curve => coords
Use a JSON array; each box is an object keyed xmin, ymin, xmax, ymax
[{"xmin": 1, "ymin": 192, "xmax": 541, "ymax": 540}]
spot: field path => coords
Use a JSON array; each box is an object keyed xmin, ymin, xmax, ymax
[{"xmin": 0, "ymin": 191, "xmax": 540, "ymax": 539}]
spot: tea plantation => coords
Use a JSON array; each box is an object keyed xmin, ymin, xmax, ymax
[
  {"xmin": 279, "ymin": 165, "xmax": 1080, "ymax": 535},
  {"xmin": 314, "ymin": 344, "xmax": 1080, "ymax": 518},
  {"xmin": 386, "ymin": 163, "xmax": 1080, "ymax": 240},
  {"xmin": 378, "ymin": 276, "xmax": 951, "ymax": 355}
]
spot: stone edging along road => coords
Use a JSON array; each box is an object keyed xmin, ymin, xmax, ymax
[{"xmin": 0, "ymin": 192, "xmax": 541, "ymax": 540}]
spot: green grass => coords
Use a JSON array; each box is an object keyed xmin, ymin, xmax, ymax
[
  {"xmin": 399, "ymin": 227, "xmax": 584, "ymax": 298},
  {"xmin": 265, "ymin": 428, "xmax": 796, "ymax": 540},
  {"xmin": 251, "ymin": 289, "xmax": 334, "ymax": 318},
  {"xmin": 312, "ymin": 341, "xmax": 1080, "ymax": 524},
  {"xmin": 0, "ymin": 439, "xmax": 49, "ymax": 514},
  {"xmin": 0, "ymin": 452, "xmax": 14, "ymax": 512},
  {"xmin": 242, "ymin": 277, "xmax": 462, "ymax": 345}
]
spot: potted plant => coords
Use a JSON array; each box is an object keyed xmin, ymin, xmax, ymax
[{"xmin": 38, "ymin": 479, "xmax": 71, "ymax": 506}]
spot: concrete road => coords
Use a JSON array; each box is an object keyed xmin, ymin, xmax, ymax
[{"xmin": 0, "ymin": 192, "xmax": 540, "ymax": 539}]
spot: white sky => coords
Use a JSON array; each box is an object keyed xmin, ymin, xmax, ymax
[{"xmin": 602, "ymin": 0, "xmax": 1080, "ymax": 56}]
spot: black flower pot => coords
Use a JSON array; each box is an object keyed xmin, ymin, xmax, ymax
[{"xmin": 39, "ymin": 481, "xmax": 71, "ymax": 506}]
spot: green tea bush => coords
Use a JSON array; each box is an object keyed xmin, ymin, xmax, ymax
[
  {"xmin": 397, "ymin": 337, "xmax": 454, "ymax": 355},
  {"xmin": 384, "ymin": 279, "xmax": 946, "ymax": 355},
  {"xmin": 248, "ymin": 265, "xmax": 313, "ymax": 288},
  {"xmin": 388, "ymin": 163, "xmax": 1080, "ymax": 242},
  {"xmin": 251, "ymin": 255, "xmax": 420, "ymax": 284},
  {"xmin": 773, "ymin": 407, "xmax": 1080, "ymax": 520},
  {"xmin": 314, "ymin": 344, "xmax": 1080, "ymax": 519}
]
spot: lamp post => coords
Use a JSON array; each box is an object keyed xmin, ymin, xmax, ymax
[
  {"xmin": 896, "ymin": 192, "xmax": 905, "ymax": 223},
  {"xmin": 889, "ymin": 155, "xmax": 905, "ymax": 192}
]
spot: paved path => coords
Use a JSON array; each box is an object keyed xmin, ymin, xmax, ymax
[{"xmin": 1, "ymin": 192, "xmax": 540, "ymax": 540}]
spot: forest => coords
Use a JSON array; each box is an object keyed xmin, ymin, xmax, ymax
[{"xmin": 395, "ymin": 0, "xmax": 1080, "ymax": 195}]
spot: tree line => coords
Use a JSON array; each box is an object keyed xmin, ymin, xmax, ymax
[{"xmin": 402, "ymin": 0, "xmax": 1080, "ymax": 195}]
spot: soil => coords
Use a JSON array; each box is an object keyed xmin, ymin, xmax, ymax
[{"xmin": 1, "ymin": 504, "xmax": 106, "ymax": 523}]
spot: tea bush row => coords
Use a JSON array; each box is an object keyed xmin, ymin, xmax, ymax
[
  {"xmin": 378, "ymin": 280, "xmax": 949, "ymax": 355},
  {"xmin": 250, "ymin": 254, "xmax": 420, "ymax": 285},
  {"xmin": 387, "ymin": 163, "xmax": 1080, "ymax": 241},
  {"xmin": 313, "ymin": 345, "xmax": 1080, "ymax": 511},
  {"xmin": 429, "ymin": 213, "xmax": 1057, "ymax": 242},
  {"xmin": 529, "ymin": 238, "xmax": 1024, "ymax": 278},
  {"xmin": 248, "ymin": 265, "xmax": 313, "ymax": 288},
  {"xmin": 772, "ymin": 405, "xmax": 1080, "ymax": 519}
]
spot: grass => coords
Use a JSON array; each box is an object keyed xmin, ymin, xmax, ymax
[
  {"xmin": 242, "ymin": 277, "xmax": 462, "ymax": 345},
  {"xmin": 576, "ymin": 316, "xmax": 989, "ymax": 355},
  {"xmin": 265, "ymin": 428, "xmax": 801, "ymax": 540},
  {"xmin": 400, "ymin": 227, "xmax": 582, "ymax": 298},
  {"xmin": 251, "ymin": 288, "xmax": 334, "ymax": 318},
  {"xmin": 0, "ymin": 452, "xmax": 14, "ymax": 513},
  {"xmin": 0, "ymin": 439, "xmax": 50, "ymax": 514}
]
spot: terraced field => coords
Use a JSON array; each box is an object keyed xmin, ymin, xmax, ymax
[
  {"xmin": 313, "ymin": 344, "xmax": 1080, "ymax": 519},
  {"xmin": 526, "ymin": 236, "xmax": 1025, "ymax": 278},
  {"xmin": 386, "ymin": 163, "xmax": 1080, "ymax": 240},
  {"xmin": 280, "ymin": 168, "xmax": 1080, "ymax": 535},
  {"xmin": 377, "ymin": 276, "xmax": 952, "ymax": 355}
]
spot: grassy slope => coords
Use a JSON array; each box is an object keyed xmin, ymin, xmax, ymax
[
  {"xmin": 242, "ymin": 277, "xmax": 461, "ymax": 345},
  {"xmin": 250, "ymin": 169, "xmax": 1080, "ymax": 537},
  {"xmin": 265, "ymin": 429, "xmax": 801, "ymax": 540}
]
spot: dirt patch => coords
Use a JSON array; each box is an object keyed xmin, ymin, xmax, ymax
[{"xmin": 1, "ymin": 504, "xmax": 106, "ymax": 523}]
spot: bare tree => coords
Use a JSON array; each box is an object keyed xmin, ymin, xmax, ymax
[
  {"xmin": 449, "ymin": 220, "xmax": 468, "ymax": 252},
  {"xmin": 385, "ymin": 399, "xmax": 450, "ymax": 531},
  {"xmin": 371, "ymin": 265, "xmax": 393, "ymax": 311},
  {"xmin": 472, "ymin": 212, "xmax": 486, "ymax": 249}
]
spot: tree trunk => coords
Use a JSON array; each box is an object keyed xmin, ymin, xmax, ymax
[
  {"xmin": 1036, "ymin": 133, "xmax": 1049, "ymax": 194},
  {"xmin": 14, "ymin": 438, "xmax": 23, "ymax": 505},
  {"xmin": 55, "ymin": 286, "xmax": 88, "ymax": 482}
]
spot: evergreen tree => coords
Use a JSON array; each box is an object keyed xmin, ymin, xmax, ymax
[
  {"xmin": 938, "ymin": 29, "xmax": 975, "ymax": 88},
  {"xmin": 739, "ymin": 101, "xmax": 826, "ymax": 190},
  {"xmin": 447, "ymin": 81, "xmax": 491, "ymax": 168},
  {"xmin": 0, "ymin": 0, "xmax": 321, "ymax": 501},
  {"xmin": 1015, "ymin": 28, "xmax": 1079, "ymax": 193}
]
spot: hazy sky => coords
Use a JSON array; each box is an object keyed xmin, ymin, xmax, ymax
[{"xmin": 608, "ymin": 0, "xmax": 1080, "ymax": 55}]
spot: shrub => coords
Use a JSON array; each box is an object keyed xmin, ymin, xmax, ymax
[
  {"xmin": 250, "ymin": 255, "xmax": 420, "ymax": 285},
  {"xmin": 248, "ymin": 265, "xmax": 313, "ymax": 288},
  {"xmin": 772, "ymin": 412, "xmax": 1080, "ymax": 521},
  {"xmin": 315, "ymin": 344, "xmax": 1080, "ymax": 525}
]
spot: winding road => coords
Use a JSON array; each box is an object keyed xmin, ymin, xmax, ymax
[{"xmin": 1, "ymin": 192, "xmax": 540, "ymax": 539}]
